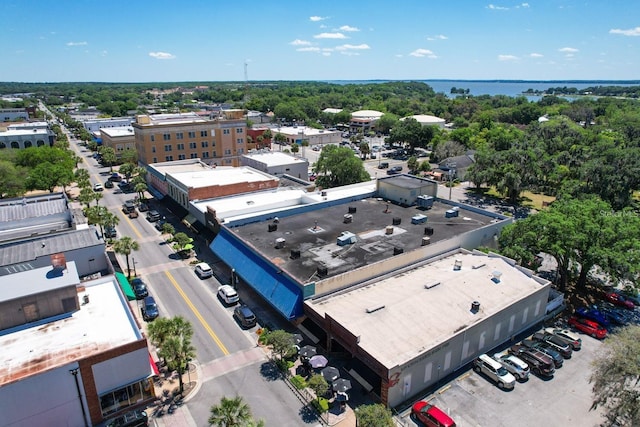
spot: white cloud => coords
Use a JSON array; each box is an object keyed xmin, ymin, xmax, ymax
[
  {"xmin": 498, "ymin": 54, "xmax": 518, "ymax": 61},
  {"xmin": 290, "ymin": 39, "xmax": 311, "ymax": 46},
  {"xmin": 487, "ymin": 4, "xmax": 509, "ymax": 10},
  {"xmin": 340, "ymin": 51, "xmax": 361, "ymax": 56},
  {"xmin": 66, "ymin": 41, "xmax": 87, "ymax": 46},
  {"xmin": 427, "ymin": 34, "xmax": 448, "ymax": 41},
  {"xmin": 517, "ymin": 3, "xmax": 530, "ymax": 7},
  {"xmin": 296, "ymin": 47, "xmax": 321, "ymax": 52},
  {"xmin": 339, "ymin": 25, "xmax": 359, "ymax": 32},
  {"xmin": 558, "ymin": 47, "xmax": 578, "ymax": 53},
  {"xmin": 149, "ymin": 51, "xmax": 176, "ymax": 60},
  {"xmin": 314, "ymin": 32, "xmax": 347, "ymax": 39},
  {"xmin": 610, "ymin": 27, "xmax": 640, "ymax": 36},
  {"xmin": 335, "ymin": 44, "xmax": 370, "ymax": 51},
  {"xmin": 310, "ymin": 16, "xmax": 328, "ymax": 22},
  {"xmin": 529, "ymin": 52, "xmax": 543, "ymax": 58},
  {"xmin": 409, "ymin": 48, "xmax": 437, "ymax": 58},
  {"xmin": 101, "ymin": 50, "xmax": 108, "ymax": 57}
]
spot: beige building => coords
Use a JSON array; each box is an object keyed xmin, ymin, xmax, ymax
[
  {"xmin": 100, "ymin": 126, "xmax": 136, "ymax": 161},
  {"xmin": 133, "ymin": 111, "xmax": 251, "ymax": 167}
]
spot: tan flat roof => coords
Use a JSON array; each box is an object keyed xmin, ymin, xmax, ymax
[{"xmin": 306, "ymin": 250, "xmax": 548, "ymax": 369}]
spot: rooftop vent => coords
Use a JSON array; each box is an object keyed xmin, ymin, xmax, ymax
[
  {"xmin": 471, "ymin": 301, "xmax": 480, "ymax": 313},
  {"xmin": 472, "ymin": 263, "xmax": 486, "ymax": 270},
  {"xmin": 424, "ymin": 226, "xmax": 434, "ymax": 236},
  {"xmin": 317, "ymin": 266, "xmax": 328, "ymax": 277},
  {"xmin": 492, "ymin": 271, "xmax": 502, "ymax": 283},
  {"xmin": 421, "ymin": 237, "xmax": 431, "ymax": 246},
  {"xmin": 348, "ymin": 206, "xmax": 357, "ymax": 213},
  {"xmin": 366, "ymin": 304, "xmax": 385, "ymax": 314},
  {"xmin": 290, "ymin": 249, "xmax": 301, "ymax": 260},
  {"xmin": 453, "ymin": 259, "xmax": 462, "ymax": 271},
  {"xmin": 275, "ymin": 238, "xmax": 286, "ymax": 249},
  {"xmin": 393, "ymin": 247, "xmax": 404, "ymax": 255},
  {"xmin": 268, "ymin": 223, "xmax": 278, "ymax": 232},
  {"xmin": 424, "ymin": 282, "xmax": 441, "ymax": 289},
  {"xmin": 392, "ymin": 217, "xmax": 401, "ymax": 225},
  {"xmin": 343, "ymin": 214, "xmax": 353, "ymax": 224},
  {"xmin": 385, "ymin": 226, "xmax": 394, "ymax": 235}
]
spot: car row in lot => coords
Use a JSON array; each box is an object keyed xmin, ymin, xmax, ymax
[
  {"xmin": 215, "ymin": 283, "xmax": 257, "ymax": 329},
  {"xmin": 131, "ymin": 277, "xmax": 159, "ymax": 322}
]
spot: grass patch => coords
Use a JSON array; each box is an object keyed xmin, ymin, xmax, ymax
[
  {"xmin": 519, "ymin": 191, "xmax": 556, "ymax": 210},
  {"xmin": 290, "ymin": 375, "xmax": 307, "ymax": 390},
  {"xmin": 312, "ymin": 397, "xmax": 329, "ymax": 413}
]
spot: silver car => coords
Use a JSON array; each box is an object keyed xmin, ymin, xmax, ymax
[{"xmin": 493, "ymin": 353, "xmax": 530, "ymax": 381}]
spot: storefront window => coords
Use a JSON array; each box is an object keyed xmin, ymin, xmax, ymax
[{"xmin": 100, "ymin": 379, "xmax": 154, "ymax": 416}]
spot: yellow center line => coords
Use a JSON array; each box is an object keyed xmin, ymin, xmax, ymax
[
  {"xmin": 120, "ymin": 210, "xmax": 143, "ymax": 240},
  {"xmin": 164, "ymin": 270, "xmax": 229, "ymax": 355}
]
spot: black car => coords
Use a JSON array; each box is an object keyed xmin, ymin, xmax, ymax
[
  {"xmin": 146, "ymin": 210, "xmax": 161, "ymax": 222},
  {"xmin": 155, "ymin": 218, "xmax": 168, "ymax": 231},
  {"xmin": 104, "ymin": 180, "xmax": 114, "ymax": 189},
  {"xmin": 138, "ymin": 202, "xmax": 150, "ymax": 212},
  {"xmin": 131, "ymin": 278, "xmax": 148, "ymax": 299},
  {"xmin": 142, "ymin": 296, "xmax": 159, "ymax": 321},
  {"xmin": 532, "ymin": 332, "xmax": 573, "ymax": 358},
  {"xmin": 109, "ymin": 172, "xmax": 122, "ymax": 182},
  {"xmin": 521, "ymin": 339, "xmax": 563, "ymax": 368},
  {"xmin": 104, "ymin": 225, "xmax": 117, "ymax": 238},
  {"xmin": 233, "ymin": 304, "xmax": 257, "ymax": 328}
]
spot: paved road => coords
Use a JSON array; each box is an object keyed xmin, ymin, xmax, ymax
[{"xmin": 58, "ymin": 121, "xmax": 317, "ymax": 426}]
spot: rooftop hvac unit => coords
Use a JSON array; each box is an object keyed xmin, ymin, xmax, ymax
[
  {"xmin": 348, "ymin": 206, "xmax": 357, "ymax": 213},
  {"xmin": 416, "ymin": 195, "xmax": 435, "ymax": 209},
  {"xmin": 343, "ymin": 214, "xmax": 353, "ymax": 224},
  {"xmin": 268, "ymin": 223, "xmax": 278, "ymax": 232},
  {"xmin": 393, "ymin": 247, "xmax": 404, "ymax": 255},
  {"xmin": 492, "ymin": 271, "xmax": 502, "ymax": 283},
  {"xmin": 321, "ymin": 190, "xmax": 327, "ymax": 197},
  {"xmin": 424, "ymin": 226, "xmax": 434, "ymax": 236},
  {"xmin": 385, "ymin": 226, "xmax": 394, "ymax": 235},
  {"xmin": 275, "ymin": 238, "xmax": 286, "ymax": 249},
  {"xmin": 392, "ymin": 217, "xmax": 401, "ymax": 225},
  {"xmin": 317, "ymin": 266, "xmax": 328, "ymax": 277},
  {"xmin": 290, "ymin": 249, "xmax": 301, "ymax": 259},
  {"xmin": 421, "ymin": 237, "xmax": 431, "ymax": 246},
  {"xmin": 453, "ymin": 259, "xmax": 462, "ymax": 271}
]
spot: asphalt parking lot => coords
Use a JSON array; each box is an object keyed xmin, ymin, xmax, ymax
[{"xmin": 400, "ymin": 331, "xmax": 606, "ymax": 427}]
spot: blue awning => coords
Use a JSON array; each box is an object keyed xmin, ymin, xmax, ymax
[{"xmin": 211, "ymin": 230, "xmax": 303, "ymax": 320}]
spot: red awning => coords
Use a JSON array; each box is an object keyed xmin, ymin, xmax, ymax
[{"xmin": 149, "ymin": 353, "xmax": 160, "ymax": 376}]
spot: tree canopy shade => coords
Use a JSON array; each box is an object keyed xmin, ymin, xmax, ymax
[
  {"xmin": 208, "ymin": 396, "xmax": 265, "ymax": 427},
  {"xmin": 499, "ymin": 196, "xmax": 640, "ymax": 291},
  {"xmin": 590, "ymin": 325, "xmax": 640, "ymax": 426},
  {"xmin": 355, "ymin": 403, "xmax": 395, "ymax": 427},
  {"xmin": 313, "ymin": 145, "xmax": 370, "ymax": 188}
]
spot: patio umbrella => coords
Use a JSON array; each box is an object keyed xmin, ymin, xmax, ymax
[
  {"xmin": 298, "ymin": 345, "xmax": 317, "ymax": 359},
  {"xmin": 332, "ymin": 378, "xmax": 352, "ymax": 393},
  {"xmin": 293, "ymin": 333, "xmax": 304, "ymax": 345},
  {"xmin": 308, "ymin": 354, "xmax": 329, "ymax": 369},
  {"xmin": 321, "ymin": 366, "xmax": 340, "ymax": 382}
]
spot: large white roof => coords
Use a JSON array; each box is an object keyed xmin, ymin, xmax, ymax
[
  {"xmin": 171, "ymin": 166, "xmax": 275, "ymax": 189},
  {"xmin": 306, "ymin": 250, "xmax": 549, "ymax": 369},
  {"xmin": 403, "ymin": 114, "xmax": 445, "ymax": 124},
  {"xmin": 351, "ymin": 110, "xmax": 384, "ymax": 119},
  {"xmin": 243, "ymin": 151, "xmax": 308, "ymax": 167},
  {"xmin": 100, "ymin": 126, "xmax": 134, "ymax": 138}
]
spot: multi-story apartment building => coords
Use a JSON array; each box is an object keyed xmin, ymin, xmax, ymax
[
  {"xmin": 133, "ymin": 111, "xmax": 252, "ymax": 167},
  {"xmin": 100, "ymin": 126, "xmax": 136, "ymax": 161}
]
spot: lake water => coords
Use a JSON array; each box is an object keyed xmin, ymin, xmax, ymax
[{"xmin": 326, "ymin": 80, "xmax": 639, "ymax": 98}]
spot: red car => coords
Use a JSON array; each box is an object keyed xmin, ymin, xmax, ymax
[
  {"xmin": 412, "ymin": 401, "xmax": 456, "ymax": 427},
  {"xmin": 568, "ymin": 316, "xmax": 607, "ymax": 339},
  {"xmin": 604, "ymin": 292, "xmax": 635, "ymax": 310}
]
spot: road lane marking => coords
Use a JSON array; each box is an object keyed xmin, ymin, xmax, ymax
[
  {"xmin": 164, "ymin": 270, "xmax": 229, "ymax": 355},
  {"xmin": 119, "ymin": 209, "xmax": 143, "ymax": 240}
]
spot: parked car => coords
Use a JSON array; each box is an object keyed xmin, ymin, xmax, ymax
[
  {"xmin": 378, "ymin": 162, "xmax": 390, "ymax": 169},
  {"xmin": 568, "ymin": 316, "xmax": 608, "ymax": 339},
  {"xmin": 138, "ymin": 202, "xmax": 150, "ymax": 212},
  {"xmin": 122, "ymin": 201, "xmax": 136, "ymax": 214},
  {"xmin": 233, "ymin": 304, "xmax": 257, "ymax": 328},
  {"xmin": 109, "ymin": 172, "xmax": 122, "ymax": 182},
  {"xmin": 128, "ymin": 208, "xmax": 139, "ymax": 219},
  {"xmin": 621, "ymin": 290, "xmax": 640, "ymax": 306},
  {"xmin": 104, "ymin": 225, "xmax": 117, "ymax": 238},
  {"xmin": 146, "ymin": 210, "xmax": 161, "ymax": 222},
  {"xmin": 595, "ymin": 304, "xmax": 629, "ymax": 326},
  {"xmin": 411, "ymin": 401, "xmax": 457, "ymax": 427},
  {"xmin": 493, "ymin": 353, "xmax": 530, "ymax": 381},
  {"xmin": 575, "ymin": 306, "xmax": 610, "ymax": 328},
  {"xmin": 155, "ymin": 218, "xmax": 168, "ymax": 231},
  {"xmin": 142, "ymin": 296, "xmax": 159, "ymax": 321},
  {"xmin": 519, "ymin": 339, "xmax": 563, "ymax": 368},
  {"xmin": 508, "ymin": 346, "xmax": 555, "ymax": 378},
  {"xmin": 532, "ymin": 332, "xmax": 572, "ymax": 358},
  {"xmin": 472, "ymin": 354, "xmax": 516, "ymax": 389},
  {"xmin": 104, "ymin": 180, "xmax": 114, "ymax": 189},
  {"xmin": 194, "ymin": 262, "xmax": 213, "ymax": 279},
  {"xmin": 131, "ymin": 278, "xmax": 148, "ymax": 299},
  {"xmin": 544, "ymin": 327, "xmax": 582, "ymax": 351},
  {"xmin": 104, "ymin": 409, "xmax": 148, "ymax": 427},
  {"xmin": 390, "ymin": 165, "xmax": 403, "ymax": 172},
  {"xmin": 604, "ymin": 292, "xmax": 635, "ymax": 310},
  {"xmin": 93, "ymin": 183, "xmax": 104, "ymax": 192},
  {"xmin": 217, "ymin": 285, "xmax": 239, "ymax": 305}
]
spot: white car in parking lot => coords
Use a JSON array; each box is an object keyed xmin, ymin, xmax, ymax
[{"xmin": 195, "ymin": 262, "xmax": 213, "ymax": 279}]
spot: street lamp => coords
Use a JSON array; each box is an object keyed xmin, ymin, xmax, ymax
[
  {"xmin": 132, "ymin": 257, "xmax": 137, "ymax": 277},
  {"xmin": 447, "ymin": 162, "xmax": 457, "ymax": 200}
]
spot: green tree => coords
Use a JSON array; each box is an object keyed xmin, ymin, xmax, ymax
[
  {"xmin": 307, "ymin": 374, "xmax": 329, "ymax": 405},
  {"xmin": 147, "ymin": 317, "xmax": 174, "ymax": 365},
  {"xmin": 99, "ymin": 146, "xmax": 117, "ymax": 171},
  {"xmin": 118, "ymin": 162, "xmax": 136, "ymax": 182},
  {"xmin": 208, "ymin": 396, "xmax": 253, "ymax": 427},
  {"xmin": 499, "ymin": 196, "xmax": 640, "ymax": 291},
  {"xmin": 407, "ymin": 156, "xmax": 419, "ymax": 174},
  {"xmin": 134, "ymin": 182, "xmax": 148, "ymax": 201},
  {"xmin": 161, "ymin": 222, "xmax": 176, "ymax": 237},
  {"xmin": 172, "ymin": 232, "xmax": 194, "ymax": 257},
  {"xmin": 74, "ymin": 168, "xmax": 91, "ymax": 188},
  {"xmin": 290, "ymin": 143, "xmax": 300, "ymax": 155},
  {"xmin": 79, "ymin": 187, "xmax": 97, "ymax": 209},
  {"xmin": 158, "ymin": 316, "xmax": 195, "ymax": 394},
  {"xmin": 359, "ymin": 141, "xmax": 371, "ymax": 159},
  {"xmin": 313, "ymin": 145, "xmax": 370, "ymax": 188},
  {"xmin": 261, "ymin": 329, "xmax": 295, "ymax": 362},
  {"xmin": 590, "ymin": 325, "xmax": 640, "ymax": 426},
  {"xmin": 0, "ymin": 161, "xmax": 26, "ymax": 197},
  {"xmin": 26, "ymin": 162, "xmax": 74, "ymax": 193},
  {"xmin": 355, "ymin": 403, "xmax": 395, "ymax": 427},
  {"xmin": 113, "ymin": 236, "xmax": 140, "ymax": 278},
  {"xmin": 84, "ymin": 205, "xmax": 109, "ymax": 236}
]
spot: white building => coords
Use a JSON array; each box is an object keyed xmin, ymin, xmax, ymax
[
  {"xmin": 82, "ymin": 117, "xmax": 135, "ymax": 133},
  {"xmin": 241, "ymin": 151, "xmax": 309, "ymax": 180},
  {"xmin": 0, "ymin": 108, "xmax": 29, "ymax": 121},
  {"xmin": 273, "ymin": 126, "xmax": 341, "ymax": 147},
  {"xmin": 402, "ymin": 114, "xmax": 446, "ymax": 129}
]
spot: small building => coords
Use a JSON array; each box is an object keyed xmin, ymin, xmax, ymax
[
  {"xmin": 0, "ymin": 122, "xmax": 55, "ymax": 149},
  {"xmin": 377, "ymin": 174, "xmax": 439, "ymax": 206},
  {"xmin": 402, "ymin": 114, "xmax": 446, "ymax": 129},
  {"xmin": 241, "ymin": 151, "xmax": 309, "ymax": 180},
  {"xmin": 350, "ymin": 110, "xmax": 384, "ymax": 134},
  {"xmin": 272, "ymin": 126, "xmax": 341, "ymax": 147},
  {"xmin": 81, "ymin": 117, "xmax": 135, "ymax": 133},
  {"xmin": 0, "ymin": 108, "xmax": 29, "ymax": 122},
  {"xmin": 437, "ymin": 153, "xmax": 475, "ymax": 181},
  {"xmin": 99, "ymin": 126, "xmax": 136, "ymax": 161}
]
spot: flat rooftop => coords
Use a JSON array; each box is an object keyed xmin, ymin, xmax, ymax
[
  {"xmin": 100, "ymin": 126, "xmax": 134, "ymax": 138},
  {"xmin": 171, "ymin": 166, "xmax": 276, "ymax": 190},
  {"xmin": 243, "ymin": 151, "xmax": 308, "ymax": 167},
  {"xmin": 0, "ymin": 274, "xmax": 143, "ymax": 387},
  {"xmin": 149, "ymin": 159, "xmax": 215, "ymax": 176},
  {"xmin": 231, "ymin": 197, "xmax": 495, "ymax": 283},
  {"xmin": 276, "ymin": 126, "xmax": 340, "ymax": 137},
  {"xmin": 137, "ymin": 113, "xmax": 209, "ymax": 126},
  {"xmin": 306, "ymin": 250, "xmax": 548, "ymax": 369}
]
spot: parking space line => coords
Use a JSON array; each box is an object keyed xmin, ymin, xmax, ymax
[{"xmin": 164, "ymin": 271, "xmax": 230, "ymax": 355}]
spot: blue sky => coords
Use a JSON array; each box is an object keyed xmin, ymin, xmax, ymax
[{"xmin": 2, "ymin": 0, "xmax": 639, "ymax": 82}]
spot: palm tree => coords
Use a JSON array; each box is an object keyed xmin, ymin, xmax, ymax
[
  {"xmin": 113, "ymin": 236, "xmax": 140, "ymax": 278},
  {"xmin": 147, "ymin": 317, "xmax": 173, "ymax": 365},
  {"xmin": 159, "ymin": 317, "xmax": 195, "ymax": 394},
  {"xmin": 208, "ymin": 396, "xmax": 252, "ymax": 427}
]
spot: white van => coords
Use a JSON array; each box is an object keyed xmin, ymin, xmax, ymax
[{"xmin": 473, "ymin": 353, "xmax": 516, "ymax": 389}]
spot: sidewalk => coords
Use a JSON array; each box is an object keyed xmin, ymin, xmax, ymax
[{"xmin": 147, "ymin": 359, "xmax": 201, "ymax": 427}]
